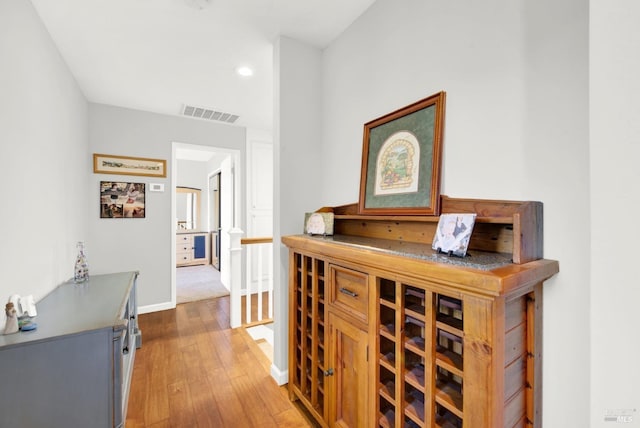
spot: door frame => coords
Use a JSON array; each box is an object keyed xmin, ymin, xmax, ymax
[
  {"xmin": 209, "ymin": 170, "xmax": 222, "ymax": 270},
  {"xmin": 171, "ymin": 141, "xmax": 242, "ymax": 307}
]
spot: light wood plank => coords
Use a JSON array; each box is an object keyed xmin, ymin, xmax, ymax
[
  {"xmin": 167, "ymin": 380, "xmax": 196, "ymax": 427},
  {"xmin": 189, "ymin": 377, "xmax": 225, "ymax": 427}
]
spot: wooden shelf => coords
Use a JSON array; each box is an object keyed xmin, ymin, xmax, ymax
[
  {"xmin": 380, "ymin": 356, "xmax": 397, "ymax": 374},
  {"xmin": 435, "ymin": 347, "xmax": 463, "ymax": 378},
  {"xmin": 405, "ymin": 364, "xmax": 425, "ymax": 389},
  {"xmin": 435, "ymin": 381, "xmax": 463, "ymax": 420},
  {"xmin": 380, "ymin": 324, "xmax": 396, "ymax": 339},
  {"xmin": 380, "ymin": 350, "xmax": 396, "ymax": 365},
  {"xmin": 404, "ymin": 388, "xmax": 425, "ymax": 424},
  {"xmin": 334, "ymin": 213, "xmax": 520, "ymax": 225},
  {"xmin": 435, "ymin": 319, "xmax": 463, "ymax": 338},
  {"xmin": 406, "ymin": 305, "xmax": 425, "ymax": 317},
  {"xmin": 378, "ymin": 409, "xmax": 395, "ymax": 428},
  {"xmin": 380, "ymin": 298, "xmax": 396, "ymax": 309},
  {"xmin": 435, "ymin": 416, "xmax": 461, "ymax": 428},
  {"xmin": 404, "ymin": 339, "xmax": 425, "ymax": 356},
  {"xmin": 379, "ymin": 380, "xmax": 396, "ymax": 402}
]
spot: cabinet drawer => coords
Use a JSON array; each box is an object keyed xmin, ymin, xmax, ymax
[
  {"xmin": 177, "ymin": 251, "xmax": 193, "ymax": 264},
  {"xmin": 329, "ymin": 265, "xmax": 368, "ymax": 322},
  {"xmin": 176, "ymin": 242, "xmax": 193, "ymax": 252},
  {"xmin": 176, "ymin": 242, "xmax": 193, "ymax": 265},
  {"xmin": 177, "ymin": 234, "xmax": 193, "ymax": 245}
]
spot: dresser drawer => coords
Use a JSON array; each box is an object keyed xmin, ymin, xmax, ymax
[
  {"xmin": 177, "ymin": 234, "xmax": 193, "ymax": 245},
  {"xmin": 176, "ymin": 240, "xmax": 193, "ymax": 266},
  {"xmin": 329, "ymin": 264, "xmax": 369, "ymax": 322},
  {"xmin": 176, "ymin": 250, "xmax": 193, "ymax": 264},
  {"xmin": 176, "ymin": 241, "xmax": 193, "ymax": 252}
]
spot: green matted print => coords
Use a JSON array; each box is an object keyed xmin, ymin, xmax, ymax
[{"xmin": 359, "ymin": 91, "xmax": 446, "ymax": 216}]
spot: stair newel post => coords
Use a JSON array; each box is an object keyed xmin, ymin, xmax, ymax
[{"xmin": 228, "ymin": 227, "xmax": 244, "ymax": 328}]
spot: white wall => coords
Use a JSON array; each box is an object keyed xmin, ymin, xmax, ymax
[
  {"xmin": 0, "ymin": 1, "xmax": 88, "ymax": 314},
  {"xmin": 89, "ymin": 104, "xmax": 246, "ymax": 310},
  {"xmin": 321, "ymin": 1, "xmax": 531, "ymax": 205},
  {"xmin": 277, "ymin": 0, "xmax": 592, "ymax": 424},
  {"xmin": 520, "ymin": 2, "xmax": 592, "ymax": 426},
  {"xmin": 591, "ymin": 1, "xmax": 640, "ymax": 426},
  {"xmin": 272, "ymin": 36, "xmax": 324, "ymax": 382}
]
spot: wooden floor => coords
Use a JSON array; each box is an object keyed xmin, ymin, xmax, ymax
[{"xmin": 125, "ymin": 295, "xmax": 317, "ymax": 427}]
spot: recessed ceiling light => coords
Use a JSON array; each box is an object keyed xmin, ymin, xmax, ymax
[{"xmin": 236, "ymin": 66, "xmax": 254, "ymax": 77}]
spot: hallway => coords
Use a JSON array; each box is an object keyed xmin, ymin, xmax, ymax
[{"xmin": 126, "ymin": 296, "xmax": 317, "ymax": 427}]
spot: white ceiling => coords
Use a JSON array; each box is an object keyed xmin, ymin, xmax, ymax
[{"xmin": 30, "ymin": 0, "xmax": 375, "ymax": 132}]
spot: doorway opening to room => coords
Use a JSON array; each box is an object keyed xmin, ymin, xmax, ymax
[{"xmin": 172, "ymin": 142, "xmax": 240, "ymax": 306}]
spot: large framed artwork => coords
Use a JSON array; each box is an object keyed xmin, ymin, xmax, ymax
[
  {"xmin": 100, "ymin": 181, "xmax": 146, "ymax": 218},
  {"xmin": 358, "ymin": 91, "xmax": 446, "ymax": 216},
  {"xmin": 93, "ymin": 153, "xmax": 166, "ymax": 178}
]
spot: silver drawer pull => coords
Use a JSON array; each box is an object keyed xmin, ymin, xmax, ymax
[{"xmin": 339, "ymin": 287, "xmax": 358, "ymax": 298}]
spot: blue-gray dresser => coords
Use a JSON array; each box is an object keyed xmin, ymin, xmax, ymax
[{"xmin": 0, "ymin": 271, "xmax": 141, "ymax": 427}]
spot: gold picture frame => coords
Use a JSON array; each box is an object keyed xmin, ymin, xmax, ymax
[
  {"xmin": 93, "ymin": 153, "xmax": 166, "ymax": 178},
  {"xmin": 358, "ymin": 91, "xmax": 446, "ymax": 216}
]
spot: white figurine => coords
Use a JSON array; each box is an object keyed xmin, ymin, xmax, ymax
[
  {"xmin": 4, "ymin": 302, "xmax": 19, "ymax": 335},
  {"xmin": 8, "ymin": 294, "xmax": 22, "ymax": 317}
]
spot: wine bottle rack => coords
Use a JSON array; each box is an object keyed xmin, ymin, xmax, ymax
[
  {"xmin": 434, "ymin": 294, "xmax": 463, "ymax": 426},
  {"xmin": 376, "ymin": 277, "xmax": 466, "ymax": 428},
  {"xmin": 290, "ymin": 253, "xmax": 327, "ymax": 423}
]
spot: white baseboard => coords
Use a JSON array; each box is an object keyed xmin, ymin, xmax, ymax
[
  {"xmin": 138, "ymin": 301, "xmax": 175, "ymax": 314},
  {"xmin": 270, "ymin": 363, "xmax": 288, "ymax": 386}
]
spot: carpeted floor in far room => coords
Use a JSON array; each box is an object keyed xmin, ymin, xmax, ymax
[{"xmin": 176, "ymin": 264, "xmax": 229, "ymax": 304}]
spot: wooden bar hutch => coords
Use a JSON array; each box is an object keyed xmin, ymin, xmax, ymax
[{"xmin": 283, "ymin": 196, "xmax": 559, "ymax": 428}]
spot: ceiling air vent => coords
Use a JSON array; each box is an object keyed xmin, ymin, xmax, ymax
[{"xmin": 181, "ymin": 104, "xmax": 240, "ymax": 124}]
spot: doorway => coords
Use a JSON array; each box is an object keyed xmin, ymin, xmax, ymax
[{"xmin": 172, "ymin": 142, "xmax": 241, "ymax": 306}]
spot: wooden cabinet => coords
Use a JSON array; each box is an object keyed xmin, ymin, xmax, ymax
[
  {"xmin": 327, "ymin": 310, "xmax": 370, "ymax": 428},
  {"xmin": 327, "ymin": 264, "xmax": 371, "ymax": 428},
  {"xmin": 284, "ymin": 197, "xmax": 559, "ymax": 428},
  {"xmin": 0, "ymin": 271, "xmax": 141, "ymax": 428},
  {"xmin": 176, "ymin": 232, "xmax": 209, "ymax": 266}
]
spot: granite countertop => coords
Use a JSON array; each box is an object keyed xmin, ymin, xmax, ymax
[{"xmin": 303, "ymin": 234, "xmax": 513, "ymax": 271}]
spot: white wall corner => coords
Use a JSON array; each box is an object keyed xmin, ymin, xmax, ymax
[{"xmin": 270, "ymin": 363, "xmax": 288, "ymax": 386}]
